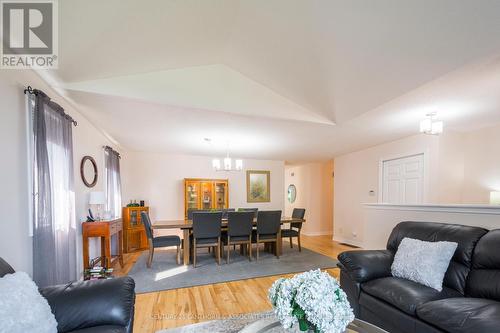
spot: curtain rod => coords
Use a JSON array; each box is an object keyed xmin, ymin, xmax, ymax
[
  {"xmin": 103, "ymin": 145, "xmax": 121, "ymax": 158},
  {"xmin": 24, "ymin": 86, "xmax": 36, "ymax": 95},
  {"xmin": 24, "ymin": 85, "xmax": 78, "ymax": 126}
]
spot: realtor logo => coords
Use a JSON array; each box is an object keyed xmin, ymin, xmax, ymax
[{"xmin": 1, "ymin": 0, "xmax": 58, "ymax": 69}]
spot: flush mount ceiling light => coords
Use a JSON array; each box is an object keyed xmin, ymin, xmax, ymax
[{"xmin": 419, "ymin": 112, "xmax": 444, "ymax": 135}]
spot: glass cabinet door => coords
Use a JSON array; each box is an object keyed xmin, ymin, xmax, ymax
[
  {"xmin": 186, "ymin": 182, "xmax": 199, "ymax": 211},
  {"xmin": 214, "ymin": 182, "xmax": 227, "ymax": 209},
  {"xmin": 130, "ymin": 210, "xmax": 138, "ymax": 227},
  {"xmin": 201, "ymin": 182, "xmax": 213, "ymax": 210}
]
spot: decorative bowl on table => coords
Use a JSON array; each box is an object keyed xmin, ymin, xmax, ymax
[{"xmin": 268, "ymin": 270, "xmax": 354, "ymax": 333}]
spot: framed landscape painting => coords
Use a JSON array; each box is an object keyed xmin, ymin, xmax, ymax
[{"xmin": 246, "ymin": 170, "xmax": 271, "ymax": 202}]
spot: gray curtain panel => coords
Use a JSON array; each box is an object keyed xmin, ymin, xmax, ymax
[
  {"xmin": 104, "ymin": 147, "xmax": 122, "ymax": 219},
  {"xmin": 32, "ymin": 90, "xmax": 77, "ymax": 287}
]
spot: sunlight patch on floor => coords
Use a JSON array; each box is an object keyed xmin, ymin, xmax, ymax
[{"xmin": 155, "ymin": 266, "xmax": 189, "ymax": 281}]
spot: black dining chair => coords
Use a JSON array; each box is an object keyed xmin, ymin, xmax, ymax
[
  {"xmin": 238, "ymin": 208, "xmax": 259, "ymax": 218},
  {"xmin": 187, "ymin": 208, "xmax": 216, "ymax": 220},
  {"xmin": 223, "ymin": 211, "xmax": 254, "ymax": 263},
  {"xmin": 192, "ymin": 212, "xmax": 223, "ymax": 267},
  {"xmin": 188, "ymin": 209, "xmax": 223, "ymax": 254},
  {"xmin": 219, "ymin": 209, "xmax": 235, "ymax": 251},
  {"xmin": 281, "ymin": 208, "xmax": 306, "ymax": 251},
  {"xmin": 141, "ymin": 211, "xmax": 181, "ymax": 268},
  {"xmin": 221, "ymin": 208, "xmax": 236, "ymax": 219},
  {"xmin": 252, "ymin": 210, "xmax": 282, "ymax": 260}
]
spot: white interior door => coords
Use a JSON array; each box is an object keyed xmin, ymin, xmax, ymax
[{"xmin": 382, "ymin": 154, "xmax": 424, "ymax": 204}]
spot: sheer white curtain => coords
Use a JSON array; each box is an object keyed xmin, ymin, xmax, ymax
[
  {"xmin": 31, "ymin": 89, "xmax": 77, "ymax": 287},
  {"xmin": 105, "ymin": 147, "xmax": 122, "ymax": 219}
]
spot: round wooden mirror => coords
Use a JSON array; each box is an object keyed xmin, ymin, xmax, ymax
[
  {"xmin": 80, "ymin": 156, "xmax": 98, "ymax": 188},
  {"xmin": 287, "ymin": 184, "xmax": 297, "ymax": 203}
]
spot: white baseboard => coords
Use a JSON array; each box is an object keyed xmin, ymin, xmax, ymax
[
  {"xmin": 332, "ymin": 236, "xmax": 363, "ymax": 248},
  {"xmin": 301, "ymin": 231, "xmax": 332, "ymax": 236}
]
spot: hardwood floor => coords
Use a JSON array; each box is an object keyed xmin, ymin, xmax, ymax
[{"xmin": 112, "ymin": 235, "xmax": 354, "ymax": 333}]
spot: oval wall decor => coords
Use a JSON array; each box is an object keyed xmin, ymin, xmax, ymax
[{"xmin": 80, "ymin": 155, "xmax": 98, "ymax": 188}]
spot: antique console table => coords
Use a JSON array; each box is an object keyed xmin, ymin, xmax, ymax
[{"xmin": 82, "ymin": 218, "xmax": 124, "ymax": 269}]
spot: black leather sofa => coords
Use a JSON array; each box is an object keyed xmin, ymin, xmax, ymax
[
  {"xmin": 338, "ymin": 221, "xmax": 500, "ymax": 333},
  {"xmin": 0, "ymin": 257, "xmax": 136, "ymax": 333}
]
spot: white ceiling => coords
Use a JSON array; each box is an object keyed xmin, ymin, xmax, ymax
[
  {"xmin": 41, "ymin": 0, "xmax": 500, "ymax": 162},
  {"xmin": 64, "ymin": 64, "xmax": 334, "ymax": 125}
]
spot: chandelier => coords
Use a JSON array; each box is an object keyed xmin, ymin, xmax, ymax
[
  {"xmin": 419, "ymin": 112, "xmax": 443, "ymax": 135},
  {"xmin": 212, "ymin": 153, "xmax": 243, "ymax": 172},
  {"xmin": 205, "ymin": 138, "xmax": 243, "ymax": 171}
]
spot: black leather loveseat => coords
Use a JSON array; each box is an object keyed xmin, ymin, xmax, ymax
[
  {"xmin": 0, "ymin": 257, "xmax": 136, "ymax": 333},
  {"xmin": 338, "ymin": 221, "xmax": 500, "ymax": 333}
]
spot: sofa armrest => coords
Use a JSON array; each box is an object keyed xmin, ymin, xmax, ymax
[
  {"xmin": 338, "ymin": 250, "xmax": 394, "ymax": 283},
  {"xmin": 40, "ymin": 276, "xmax": 135, "ymax": 333}
]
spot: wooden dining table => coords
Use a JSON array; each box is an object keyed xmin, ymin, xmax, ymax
[{"xmin": 153, "ymin": 217, "xmax": 305, "ymax": 265}]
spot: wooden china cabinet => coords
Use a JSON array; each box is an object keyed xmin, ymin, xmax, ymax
[
  {"xmin": 122, "ymin": 206, "xmax": 149, "ymax": 252},
  {"xmin": 184, "ymin": 178, "xmax": 229, "ymax": 218}
]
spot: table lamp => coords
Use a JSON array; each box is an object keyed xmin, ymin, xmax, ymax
[
  {"xmin": 89, "ymin": 191, "xmax": 106, "ymax": 220},
  {"xmin": 490, "ymin": 191, "xmax": 500, "ymax": 205}
]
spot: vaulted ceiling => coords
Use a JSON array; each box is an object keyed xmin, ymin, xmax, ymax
[{"xmin": 43, "ymin": 0, "xmax": 500, "ymax": 162}]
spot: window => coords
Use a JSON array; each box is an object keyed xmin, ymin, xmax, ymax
[
  {"xmin": 104, "ymin": 147, "xmax": 122, "ymax": 218},
  {"xmin": 28, "ymin": 88, "xmax": 77, "ymax": 287}
]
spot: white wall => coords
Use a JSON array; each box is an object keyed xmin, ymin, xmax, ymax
[
  {"xmin": 335, "ymin": 134, "xmax": 435, "ymax": 246},
  {"xmin": 462, "ymin": 123, "xmax": 500, "ymax": 203},
  {"xmin": 334, "ymin": 125, "xmax": 500, "ymax": 247},
  {"xmin": 0, "ymin": 73, "xmax": 32, "ymax": 273},
  {"xmin": 436, "ymin": 131, "xmax": 465, "ymax": 204},
  {"xmin": 333, "ymin": 132, "xmax": 467, "ymax": 246},
  {"xmin": 0, "ymin": 70, "xmax": 123, "ymax": 276},
  {"xmin": 122, "ymin": 151, "xmax": 285, "ymax": 223},
  {"xmin": 71, "ymin": 113, "xmax": 125, "ymax": 267},
  {"xmin": 284, "ymin": 161, "xmax": 334, "ymax": 236}
]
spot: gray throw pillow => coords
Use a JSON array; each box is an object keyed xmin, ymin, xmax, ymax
[
  {"xmin": 391, "ymin": 237, "xmax": 458, "ymax": 291},
  {"xmin": 0, "ymin": 272, "xmax": 58, "ymax": 332}
]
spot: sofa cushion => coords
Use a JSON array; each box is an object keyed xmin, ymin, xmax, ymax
[
  {"xmin": 359, "ymin": 292, "xmax": 443, "ymax": 333},
  {"xmin": 466, "ymin": 229, "xmax": 500, "ymax": 301},
  {"xmin": 0, "ymin": 257, "xmax": 15, "ymax": 278},
  {"xmin": 40, "ymin": 277, "xmax": 135, "ymax": 333},
  {"xmin": 68, "ymin": 326, "xmax": 126, "ymax": 333},
  {"xmin": 386, "ymin": 222, "xmax": 488, "ymax": 294},
  {"xmin": 361, "ymin": 277, "xmax": 462, "ymax": 316},
  {"xmin": 417, "ymin": 298, "xmax": 500, "ymax": 333}
]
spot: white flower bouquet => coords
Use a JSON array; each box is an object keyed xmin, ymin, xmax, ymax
[{"xmin": 268, "ymin": 269, "xmax": 354, "ymax": 333}]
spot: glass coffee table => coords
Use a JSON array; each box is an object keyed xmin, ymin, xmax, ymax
[
  {"xmin": 239, "ymin": 315, "xmax": 388, "ymax": 333},
  {"xmin": 159, "ymin": 312, "xmax": 388, "ymax": 333}
]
